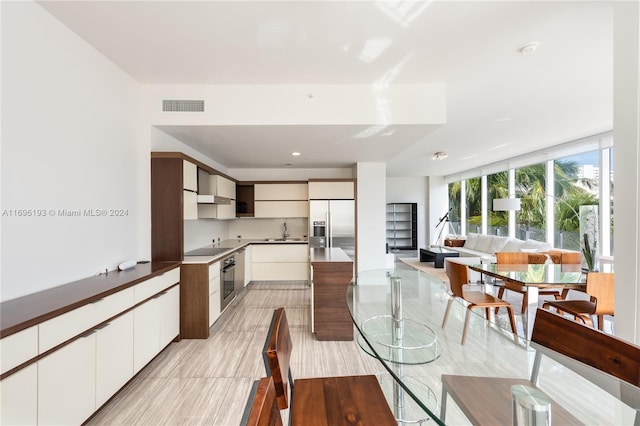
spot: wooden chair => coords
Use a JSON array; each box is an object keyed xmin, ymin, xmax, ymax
[
  {"xmin": 542, "ymin": 272, "xmax": 614, "ymax": 331},
  {"xmin": 240, "ymin": 376, "xmax": 283, "ymax": 426},
  {"xmin": 440, "ymin": 308, "xmax": 640, "ymax": 425},
  {"xmin": 442, "ymin": 259, "xmax": 518, "ymax": 345},
  {"xmin": 494, "ymin": 251, "xmax": 560, "ymax": 314},
  {"xmin": 263, "ymin": 308, "xmax": 397, "ymax": 425},
  {"xmin": 554, "ymin": 251, "xmax": 583, "ymax": 300}
]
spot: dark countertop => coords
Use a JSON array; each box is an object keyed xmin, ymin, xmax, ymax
[{"xmin": 0, "ymin": 261, "xmax": 180, "ymax": 338}]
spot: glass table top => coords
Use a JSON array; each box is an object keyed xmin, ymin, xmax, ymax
[{"xmin": 346, "ymin": 266, "xmax": 634, "ymax": 425}]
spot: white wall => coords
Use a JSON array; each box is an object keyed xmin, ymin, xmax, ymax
[
  {"xmin": 229, "ymin": 168, "xmax": 353, "ymax": 181},
  {"xmin": 386, "ymin": 177, "xmax": 428, "ymax": 249},
  {"xmin": 1, "ymin": 2, "xmax": 145, "ymax": 301},
  {"xmin": 356, "ymin": 163, "xmax": 387, "ymax": 273}
]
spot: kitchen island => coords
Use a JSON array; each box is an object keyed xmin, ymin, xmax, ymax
[{"xmin": 310, "ymin": 247, "xmax": 354, "ymax": 341}]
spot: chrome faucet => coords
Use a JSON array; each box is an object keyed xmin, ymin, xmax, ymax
[{"xmin": 283, "ymin": 221, "xmax": 289, "ymax": 241}]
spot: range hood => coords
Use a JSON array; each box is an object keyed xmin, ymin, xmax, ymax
[{"xmin": 197, "ymin": 195, "xmax": 231, "ymax": 205}]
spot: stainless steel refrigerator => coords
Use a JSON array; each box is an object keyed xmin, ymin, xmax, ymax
[{"xmin": 309, "ymin": 200, "xmax": 355, "ymax": 260}]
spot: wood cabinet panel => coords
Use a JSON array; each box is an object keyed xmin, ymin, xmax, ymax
[
  {"xmin": 311, "ymin": 261, "xmax": 354, "ymax": 341},
  {"xmin": 0, "ymin": 363, "xmax": 37, "ymax": 425}
]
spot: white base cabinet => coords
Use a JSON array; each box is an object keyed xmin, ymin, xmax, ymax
[
  {"xmin": 0, "ymin": 265, "xmax": 180, "ymax": 426},
  {"xmin": 251, "ymin": 244, "xmax": 309, "ymax": 281},
  {"xmin": 96, "ymin": 311, "xmax": 134, "ymax": 407},
  {"xmin": 38, "ymin": 332, "xmax": 97, "ymax": 426},
  {"xmin": 0, "ymin": 364, "xmax": 37, "ymax": 425}
]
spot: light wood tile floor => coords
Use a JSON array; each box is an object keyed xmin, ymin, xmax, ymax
[
  {"xmin": 88, "ymin": 260, "xmax": 620, "ymax": 425},
  {"xmin": 88, "ymin": 280, "xmax": 384, "ymax": 426}
]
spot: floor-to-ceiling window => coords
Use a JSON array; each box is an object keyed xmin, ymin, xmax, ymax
[
  {"xmin": 465, "ymin": 177, "xmax": 481, "ymax": 234},
  {"xmin": 553, "ymin": 151, "xmax": 599, "ymax": 250},
  {"xmin": 487, "ymin": 171, "xmax": 508, "ymax": 236},
  {"xmin": 448, "ymin": 182, "xmax": 461, "ymax": 235},
  {"xmin": 443, "ymin": 135, "xmax": 614, "ymax": 256},
  {"xmin": 515, "ymin": 163, "xmax": 547, "ymax": 242}
]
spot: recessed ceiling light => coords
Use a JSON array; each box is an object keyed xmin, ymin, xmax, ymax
[
  {"xmin": 291, "ymin": 152, "xmax": 301, "ymax": 156},
  {"xmin": 519, "ymin": 42, "xmax": 539, "ymax": 55},
  {"xmin": 432, "ymin": 151, "xmax": 448, "ymax": 161}
]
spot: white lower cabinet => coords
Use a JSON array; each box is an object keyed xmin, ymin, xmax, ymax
[
  {"xmin": 38, "ymin": 332, "xmax": 97, "ymax": 426},
  {"xmin": 209, "ymin": 264, "xmax": 221, "ymax": 326},
  {"xmin": 251, "ymin": 244, "xmax": 309, "ymax": 281},
  {"xmin": 134, "ymin": 285, "xmax": 180, "ymax": 373},
  {"xmin": 0, "ymin": 266, "xmax": 180, "ymax": 425},
  {"xmin": 133, "ymin": 296, "xmax": 161, "ymax": 374},
  {"xmin": 96, "ymin": 311, "xmax": 134, "ymax": 407},
  {"xmin": 0, "ymin": 363, "xmax": 37, "ymax": 425},
  {"xmin": 159, "ymin": 286, "xmax": 180, "ymax": 346}
]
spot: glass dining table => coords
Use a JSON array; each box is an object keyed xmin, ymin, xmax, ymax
[{"xmin": 347, "ymin": 267, "xmax": 629, "ymax": 425}]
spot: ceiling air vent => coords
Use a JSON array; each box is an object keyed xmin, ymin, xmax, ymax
[{"xmin": 162, "ymin": 99, "xmax": 204, "ymax": 112}]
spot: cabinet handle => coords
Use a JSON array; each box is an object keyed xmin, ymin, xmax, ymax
[
  {"xmin": 95, "ymin": 323, "xmax": 111, "ymax": 330},
  {"xmin": 152, "ymin": 291, "xmax": 168, "ymax": 299},
  {"xmin": 90, "ymin": 298, "xmax": 105, "ymax": 304},
  {"xmin": 81, "ymin": 329, "xmax": 97, "ymax": 338}
]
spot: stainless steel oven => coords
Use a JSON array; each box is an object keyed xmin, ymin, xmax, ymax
[{"xmin": 221, "ymin": 254, "xmax": 236, "ymax": 311}]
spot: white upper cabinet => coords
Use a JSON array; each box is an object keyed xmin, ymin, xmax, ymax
[
  {"xmin": 183, "ymin": 160, "xmax": 198, "ymax": 192},
  {"xmin": 213, "ymin": 175, "xmax": 236, "ymax": 199},
  {"xmin": 308, "ymin": 181, "xmax": 354, "ymax": 199},
  {"xmin": 254, "ymin": 183, "xmax": 308, "ymax": 201}
]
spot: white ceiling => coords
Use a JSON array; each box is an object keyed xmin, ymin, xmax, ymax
[{"xmin": 38, "ymin": 1, "xmax": 613, "ymax": 177}]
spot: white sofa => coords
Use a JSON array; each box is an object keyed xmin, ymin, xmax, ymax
[{"xmin": 444, "ymin": 233, "xmax": 551, "ymax": 260}]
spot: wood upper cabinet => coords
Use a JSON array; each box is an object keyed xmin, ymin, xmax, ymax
[
  {"xmin": 213, "ymin": 175, "xmax": 236, "ymax": 199},
  {"xmin": 308, "ymin": 181, "xmax": 354, "ymax": 200}
]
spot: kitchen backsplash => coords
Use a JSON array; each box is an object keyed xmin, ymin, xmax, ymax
[{"xmin": 184, "ymin": 217, "xmax": 309, "ymax": 251}]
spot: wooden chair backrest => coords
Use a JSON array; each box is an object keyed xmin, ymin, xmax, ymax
[
  {"xmin": 496, "ymin": 252, "xmax": 530, "ymax": 264},
  {"xmin": 531, "ymin": 309, "xmax": 640, "ymax": 410},
  {"xmin": 263, "ymin": 308, "xmax": 293, "ymax": 410},
  {"xmin": 560, "ymin": 251, "xmax": 582, "ymax": 264},
  {"xmin": 241, "ymin": 377, "xmax": 283, "ymax": 426},
  {"xmin": 586, "ymin": 272, "xmax": 615, "ymax": 316},
  {"xmin": 445, "ymin": 260, "xmax": 469, "ymax": 298}
]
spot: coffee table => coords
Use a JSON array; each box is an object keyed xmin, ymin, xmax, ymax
[{"xmin": 419, "ymin": 247, "xmax": 459, "ymax": 268}]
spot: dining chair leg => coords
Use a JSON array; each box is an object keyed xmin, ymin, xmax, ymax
[
  {"xmin": 441, "ymin": 298, "xmax": 454, "ymax": 330},
  {"xmin": 485, "ymin": 307, "xmax": 491, "ymax": 321},
  {"xmin": 597, "ymin": 315, "xmax": 604, "ymax": 331},
  {"xmin": 506, "ymin": 306, "xmax": 519, "ymax": 344},
  {"xmin": 461, "ymin": 308, "xmax": 473, "ymax": 345},
  {"xmin": 520, "ymin": 293, "xmax": 528, "ymax": 315},
  {"xmin": 495, "ymin": 287, "xmax": 506, "ymax": 314}
]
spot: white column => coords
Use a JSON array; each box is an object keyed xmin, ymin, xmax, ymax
[
  {"xmin": 356, "ymin": 162, "xmax": 387, "ymax": 273},
  {"xmin": 600, "ymin": 148, "xmax": 611, "ymax": 257},
  {"xmin": 613, "ymin": 1, "xmax": 640, "ymax": 344}
]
